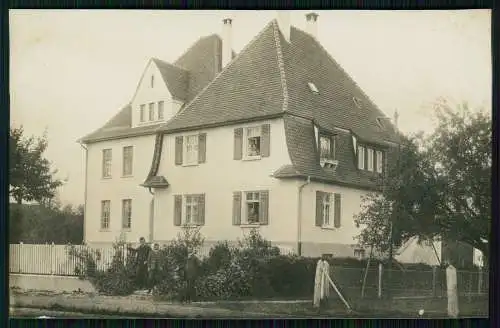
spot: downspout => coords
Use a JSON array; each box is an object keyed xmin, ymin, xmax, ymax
[
  {"xmin": 148, "ymin": 188, "xmax": 155, "ymax": 243},
  {"xmin": 297, "ymin": 176, "xmax": 311, "ymax": 256},
  {"xmin": 79, "ymin": 142, "xmax": 88, "ymax": 244}
]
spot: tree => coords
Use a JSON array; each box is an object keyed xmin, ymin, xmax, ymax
[
  {"xmin": 354, "ymin": 101, "xmax": 491, "ymax": 264},
  {"xmin": 9, "ymin": 126, "xmax": 63, "ymax": 205}
]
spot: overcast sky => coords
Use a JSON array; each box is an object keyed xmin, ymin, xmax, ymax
[{"xmin": 9, "ymin": 10, "xmax": 491, "ymax": 206}]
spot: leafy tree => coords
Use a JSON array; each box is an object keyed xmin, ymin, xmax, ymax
[
  {"xmin": 355, "ymin": 101, "xmax": 491, "ymax": 264},
  {"xmin": 9, "ymin": 126, "xmax": 63, "ymax": 205}
]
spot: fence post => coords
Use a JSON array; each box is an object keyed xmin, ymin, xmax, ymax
[
  {"xmin": 477, "ymin": 266, "xmax": 483, "ymax": 295},
  {"xmin": 432, "ymin": 266, "xmax": 437, "ymax": 297},
  {"xmin": 446, "ymin": 264, "xmax": 459, "ymax": 318},
  {"xmin": 468, "ymin": 271, "xmax": 473, "ymax": 302},
  {"xmin": 378, "ymin": 262, "xmax": 383, "ymax": 299},
  {"xmin": 51, "ymin": 242, "xmax": 56, "ymax": 275},
  {"xmin": 18, "ymin": 242, "xmax": 23, "ymax": 273}
]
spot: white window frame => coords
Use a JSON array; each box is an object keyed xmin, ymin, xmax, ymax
[
  {"xmin": 183, "ymin": 195, "xmax": 199, "ymax": 225},
  {"xmin": 102, "ymin": 149, "xmax": 112, "ymax": 178},
  {"xmin": 319, "ymin": 134, "xmax": 332, "ymax": 160},
  {"xmin": 122, "ymin": 199, "xmax": 132, "ymax": 229},
  {"xmin": 367, "ymin": 148, "xmax": 374, "ymax": 172},
  {"xmin": 101, "ymin": 200, "xmax": 110, "ymax": 230},
  {"xmin": 158, "ymin": 101, "xmax": 164, "ymax": 120},
  {"xmin": 122, "ymin": 146, "xmax": 133, "ymax": 177},
  {"xmin": 243, "ymin": 191, "xmax": 261, "ymax": 225},
  {"xmin": 243, "ymin": 126, "xmax": 262, "ymax": 160},
  {"xmin": 357, "ymin": 145, "xmax": 365, "ymax": 170},
  {"xmin": 183, "ymin": 134, "xmax": 199, "ymax": 166},
  {"xmin": 148, "ymin": 102, "xmax": 155, "ymax": 121},
  {"xmin": 376, "ymin": 150, "xmax": 383, "ymax": 173},
  {"xmin": 140, "ymin": 104, "xmax": 145, "ymax": 122},
  {"xmin": 322, "ymin": 193, "xmax": 333, "ymax": 228}
]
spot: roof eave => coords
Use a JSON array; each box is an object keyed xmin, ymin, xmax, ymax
[{"xmin": 273, "ymin": 171, "xmax": 381, "ymax": 192}]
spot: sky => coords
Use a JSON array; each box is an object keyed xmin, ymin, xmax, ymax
[{"xmin": 9, "ymin": 10, "xmax": 492, "ymax": 206}]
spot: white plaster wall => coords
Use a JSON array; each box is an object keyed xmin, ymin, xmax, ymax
[
  {"xmin": 131, "ymin": 60, "xmax": 174, "ymax": 127},
  {"xmin": 153, "ymin": 118, "xmax": 298, "ymax": 243},
  {"xmin": 300, "ymin": 182, "xmax": 370, "ymax": 245},
  {"xmin": 85, "ymin": 135, "xmax": 155, "ymax": 244}
]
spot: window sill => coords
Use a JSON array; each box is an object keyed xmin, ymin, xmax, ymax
[
  {"xmin": 99, "ymin": 229, "xmax": 111, "ymax": 232},
  {"xmin": 242, "ymin": 156, "xmax": 262, "ymax": 162},
  {"xmin": 321, "ymin": 225, "xmax": 338, "ymax": 231},
  {"xmin": 182, "ymin": 163, "xmax": 199, "ymax": 167},
  {"xmin": 121, "ymin": 175, "xmax": 134, "ymax": 178},
  {"xmin": 240, "ymin": 224, "xmax": 261, "ymax": 228},
  {"xmin": 122, "ymin": 228, "xmax": 132, "ymax": 232},
  {"xmin": 101, "ymin": 176, "xmax": 112, "ymax": 180}
]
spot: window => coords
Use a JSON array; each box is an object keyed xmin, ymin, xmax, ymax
[
  {"xmin": 140, "ymin": 104, "xmax": 145, "ymax": 122},
  {"xmin": 316, "ymin": 191, "xmax": 341, "ymax": 228},
  {"xmin": 173, "ymin": 194, "xmax": 205, "ymax": 226},
  {"xmin": 245, "ymin": 192, "xmax": 261, "ymax": 224},
  {"xmin": 308, "ymin": 82, "xmax": 319, "ymax": 93},
  {"xmin": 245, "ymin": 126, "xmax": 261, "ymax": 158},
  {"xmin": 319, "ymin": 134, "xmax": 335, "ymax": 160},
  {"xmin": 149, "ymin": 103, "xmax": 155, "ymax": 121},
  {"xmin": 102, "ymin": 149, "xmax": 112, "ymax": 178},
  {"xmin": 376, "ymin": 150, "xmax": 383, "ymax": 173},
  {"xmin": 184, "ymin": 135, "xmax": 199, "ymax": 165},
  {"xmin": 184, "ymin": 195, "xmax": 199, "ymax": 225},
  {"xmin": 353, "ymin": 97, "xmax": 363, "ymax": 109},
  {"xmin": 101, "ymin": 200, "xmax": 110, "ymax": 230},
  {"xmin": 322, "ymin": 193, "xmax": 332, "ymax": 226},
  {"xmin": 158, "ymin": 101, "xmax": 164, "ymax": 120},
  {"xmin": 122, "ymin": 199, "xmax": 132, "ymax": 229},
  {"xmin": 367, "ymin": 148, "xmax": 374, "ymax": 172},
  {"xmin": 354, "ymin": 248, "xmax": 366, "ymax": 259},
  {"xmin": 151, "ymin": 75, "xmax": 154, "ymax": 88},
  {"xmin": 122, "ymin": 146, "xmax": 133, "ymax": 176},
  {"xmin": 357, "ymin": 145, "xmax": 365, "ymax": 170}
]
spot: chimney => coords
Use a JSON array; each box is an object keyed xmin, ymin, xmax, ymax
[
  {"xmin": 305, "ymin": 12, "xmax": 319, "ymax": 39},
  {"xmin": 222, "ymin": 17, "xmax": 233, "ymax": 68},
  {"xmin": 276, "ymin": 11, "xmax": 291, "ymax": 43}
]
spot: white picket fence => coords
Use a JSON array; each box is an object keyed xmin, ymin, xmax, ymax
[{"xmin": 9, "ymin": 243, "xmax": 119, "ymax": 276}]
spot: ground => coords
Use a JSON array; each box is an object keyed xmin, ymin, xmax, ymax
[{"xmin": 9, "ymin": 288, "xmax": 488, "ymax": 318}]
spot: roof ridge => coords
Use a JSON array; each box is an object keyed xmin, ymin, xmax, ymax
[
  {"xmin": 271, "ymin": 20, "xmax": 289, "ymax": 112},
  {"xmin": 152, "ymin": 57, "xmax": 188, "ymax": 72},
  {"xmin": 173, "ymin": 34, "xmax": 219, "ymax": 66},
  {"xmin": 156, "ymin": 19, "xmax": 278, "ymax": 133},
  {"xmin": 304, "ymin": 29, "xmax": 393, "ymax": 128}
]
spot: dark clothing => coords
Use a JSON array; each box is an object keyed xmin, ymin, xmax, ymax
[
  {"xmin": 147, "ymin": 249, "xmax": 162, "ymax": 290},
  {"xmin": 128, "ymin": 244, "xmax": 151, "ymax": 290}
]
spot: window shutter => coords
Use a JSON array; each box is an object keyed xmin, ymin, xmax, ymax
[
  {"xmin": 175, "ymin": 136, "xmax": 183, "ymax": 165},
  {"xmin": 334, "ymin": 193, "xmax": 341, "ymax": 228},
  {"xmin": 233, "ymin": 128, "xmax": 243, "ymax": 160},
  {"xmin": 315, "ymin": 191, "xmax": 324, "ymax": 227},
  {"xmin": 261, "ymin": 124, "xmax": 271, "ymax": 157},
  {"xmin": 197, "ymin": 194, "xmax": 205, "ymax": 225},
  {"xmin": 330, "ymin": 136, "xmax": 336, "ymax": 160},
  {"xmin": 259, "ymin": 191, "xmax": 269, "ymax": 225},
  {"xmin": 174, "ymin": 195, "xmax": 182, "ymax": 226},
  {"xmin": 364, "ymin": 147, "xmax": 368, "ymax": 170},
  {"xmin": 198, "ymin": 133, "xmax": 207, "ymax": 164},
  {"xmin": 232, "ymin": 192, "xmax": 242, "ymax": 225}
]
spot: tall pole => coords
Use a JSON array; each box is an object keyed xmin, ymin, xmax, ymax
[{"xmin": 387, "ymin": 109, "xmax": 400, "ymax": 299}]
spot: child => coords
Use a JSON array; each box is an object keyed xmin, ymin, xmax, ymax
[{"xmin": 147, "ymin": 243, "xmax": 161, "ymax": 294}]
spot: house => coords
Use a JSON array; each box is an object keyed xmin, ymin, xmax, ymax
[{"xmin": 79, "ymin": 12, "xmax": 404, "ymax": 258}]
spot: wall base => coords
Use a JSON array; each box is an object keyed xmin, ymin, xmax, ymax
[{"xmin": 9, "ymin": 274, "xmax": 96, "ymax": 294}]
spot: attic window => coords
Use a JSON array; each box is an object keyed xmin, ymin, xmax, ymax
[
  {"xmin": 353, "ymin": 97, "xmax": 363, "ymax": 109},
  {"xmin": 376, "ymin": 117, "xmax": 385, "ymax": 130},
  {"xmin": 308, "ymin": 82, "xmax": 319, "ymax": 94},
  {"xmin": 151, "ymin": 75, "xmax": 154, "ymax": 88}
]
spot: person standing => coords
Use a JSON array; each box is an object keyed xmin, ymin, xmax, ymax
[
  {"xmin": 128, "ymin": 237, "xmax": 151, "ymax": 290},
  {"xmin": 147, "ymin": 243, "xmax": 162, "ymax": 294}
]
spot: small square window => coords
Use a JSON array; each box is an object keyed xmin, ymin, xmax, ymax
[{"xmin": 308, "ymin": 82, "xmax": 319, "ymax": 93}]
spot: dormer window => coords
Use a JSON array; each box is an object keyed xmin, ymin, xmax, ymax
[
  {"xmin": 308, "ymin": 82, "xmax": 319, "ymax": 94},
  {"xmin": 376, "ymin": 117, "xmax": 385, "ymax": 130},
  {"xmin": 318, "ymin": 132, "xmax": 337, "ymax": 169},
  {"xmin": 353, "ymin": 97, "xmax": 363, "ymax": 109},
  {"xmin": 357, "ymin": 144, "xmax": 384, "ymax": 174}
]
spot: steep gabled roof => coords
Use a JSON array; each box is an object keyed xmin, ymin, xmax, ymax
[
  {"xmin": 152, "ymin": 58, "xmax": 189, "ymax": 101},
  {"xmin": 158, "ymin": 21, "xmax": 286, "ymax": 133}
]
